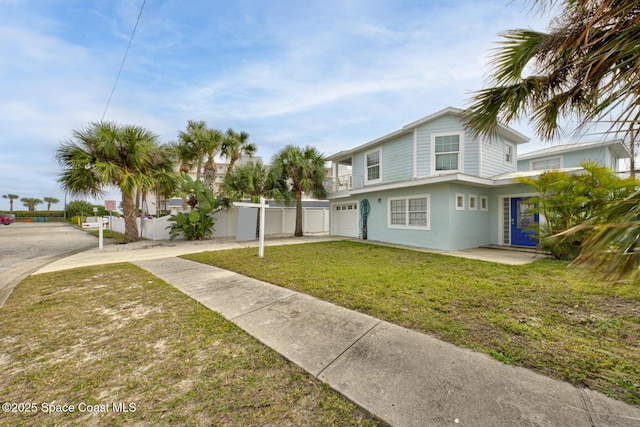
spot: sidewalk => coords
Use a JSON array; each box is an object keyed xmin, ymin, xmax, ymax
[{"xmin": 34, "ymin": 237, "xmax": 640, "ymax": 426}]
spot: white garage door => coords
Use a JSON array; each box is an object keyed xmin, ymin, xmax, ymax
[{"xmin": 332, "ymin": 202, "xmax": 359, "ymax": 237}]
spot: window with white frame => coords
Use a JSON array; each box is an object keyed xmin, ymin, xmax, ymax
[
  {"xmin": 388, "ymin": 195, "xmax": 430, "ymax": 229},
  {"xmin": 531, "ymin": 157, "xmax": 561, "ymax": 170},
  {"xmin": 365, "ymin": 149, "xmax": 381, "ymax": 183},
  {"xmin": 469, "ymin": 194, "xmax": 477, "ymax": 211},
  {"xmin": 456, "ymin": 193, "xmax": 465, "ymax": 210},
  {"xmin": 480, "ymin": 196, "xmax": 488, "ymax": 211},
  {"xmin": 431, "ymin": 132, "xmax": 464, "ymax": 174},
  {"xmin": 504, "ymin": 143, "xmax": 514, "ymax": 164}
]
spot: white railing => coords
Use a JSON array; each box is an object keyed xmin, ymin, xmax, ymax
[
  {"xmin": 325, "ymin": 174, "xmax": 364, "ymax": 193},
  {"xmin": 108, "ymin": 207, "xmax": 329, "ymax": 241}
]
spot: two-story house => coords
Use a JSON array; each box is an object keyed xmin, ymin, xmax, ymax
[{"xmin": 326, "ymin": 106, "xmax": 631, "ymax": 251}]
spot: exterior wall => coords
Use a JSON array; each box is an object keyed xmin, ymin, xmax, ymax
[
  {"xmin": 415, "ymin": 114, "xmax": 479, "ymax": 177},
  {"xmin": 348, "ymin": 183, "xmax": 493, "ymax": 251},
  {"xmin": 517, "ymin": 146, "xmax": 616, "ymax": 171},
  {"xmin": 348, "ymin": 114, "xmax": 490, "ymax": 192},
  {"xmin": 563, "ymin": 146, "xmax": 616, "ymax": 170},
  {"xmin": 481, "ymin": 136, "xmax": 518, "ymax": 177},
  {"xmin": 382, "ymin": 133, "xmax": 414, "ymax": 182},
  {"xmin": 352, "ymin": 151, "xmax": 365, "ymax": 189}
]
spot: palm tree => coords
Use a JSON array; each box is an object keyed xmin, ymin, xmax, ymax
[
  {"xmin": 462, "ymin": 0, "xmax": 640, "ymax": 280},
  {"xmin": 56, "ymin": 121, "xmax": 177, "ymax": 243},
  {"xmin": 223, "ymin": 160, "xmax": 291, "ymax": 237},
  {"xmin": 462, "ymin": 0, "xmax": 640, "ymax": 178},
  {"xmin": 562, "ymin": 190, "xmax": 640, "ymax": 280},
  {"xmin": 2, "ymin": 194, "xmax": 19, "ymax": 213},
  {"xmin": 43, "ymin": 196, "xmax": 60, "ymax": 212},
  {"xmin": 179, "ymin": 120, "xmax": 208, "ymax": 182},
  {"xmin": 21, "ymin": 197, "xmax": 43, "ymax": 212},
  {"xmin": 222, "ymin": 128, "xmax": 257, "ymax": 173},
  {"xmin": 223, "ymin": 161, "xmax": 290, "ymax": 203},
  {"xmin": 271, "ymin": 145, "xmax": 327, "ymax": 237},
  {"xmin": 202, "ymin": 128, "xmax": 223, "ymax": 192},
  {"xmin": 170, "ymin": 138, "xmax": 197, "ymax": 174}
]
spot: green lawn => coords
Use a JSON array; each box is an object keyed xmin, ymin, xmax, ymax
[
  {"xmin": 0, "ymin": 264, "xmax": 384, "ymax": 426},
  {"xmin": 182, "ymin": 240, "xmax": 640, "ymax": 405}
]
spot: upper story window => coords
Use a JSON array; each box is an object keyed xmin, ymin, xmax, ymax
[
  {"xmin": 504, "ymin": 143, "xmax": 514, "ymax": 165},
  {"xmin": 531, "ymin": 156, "xmax": 561, "ymax": 170},
  {"xmin": 365, "ymin": 149, "xmax": 381, "ymax": 184},
  {"xmin": 431, "ymin": 132, "xmax": 464, "ymax": 174}
]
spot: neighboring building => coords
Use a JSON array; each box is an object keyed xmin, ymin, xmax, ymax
[
  {"xmin": 517, "ymin": 140, "xmax": 628, "ymax": 173},
  {"xmin": 325, "ymin": 106, "xmax": 631, "ymax": 251}
]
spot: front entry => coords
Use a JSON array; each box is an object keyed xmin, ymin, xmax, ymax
[{"xmin": 510, "ymin": 197, "xmax": 538, "ymax": 247}]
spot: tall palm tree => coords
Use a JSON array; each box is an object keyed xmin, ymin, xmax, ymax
[
  {"xmin": 43, "ymin": 196, "xmax": 60, "ymax": 212},
  {"xmin": 271, "ymin": 145, "xmax": 327, "ymax": 237},
  {"xmin": 179, "ymin": 120, "xmax": 208, "ymax": 182},
  {"xmin": 21, "ymin": 197, "xmax": 43, "ymax": 212},
  {"xmin": 170, "ymin": 138, "xmax": 197, "ymax": 174},
  {"xmin": 462, "ymin": 0, "xmax": 640, "ymax": 280},
  {"xmin": 462, "ymin": 0, "xmax": 640, "ymax": 178},
  {"xmin": 223, "ymin": 160, "xmax": 291, "ymax": 237},
  {"xmin": 56, "ymin": 121, "xmax": 177, "ymax": 243},
  {"xmin": 223, "ymin": 160, "xmax": 290, "ymax": 204},
  {"xmin": 2, "ymin": 194, "xmax": 19, "ymax": 213},
  {"xmin": 202, "ymin": 128, "xmax": 223, "ymax": 192},
  {"xmin": 222, "ymin": 128, "xmax": 257, "ymax": 173}
]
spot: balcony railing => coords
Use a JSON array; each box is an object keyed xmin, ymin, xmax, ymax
[{"xmin": 325, "ymin": 174, "xmax": 362, "ymax": 194}]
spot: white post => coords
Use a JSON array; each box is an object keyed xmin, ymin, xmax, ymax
[
  {"xmin": 259, "ymin": 197, "xmax": 266, "ymax": 257},
  {"xmin": 93, "ymin": 207, "xmax": 103, "ymax": 250},
  {"xmin": 98, "ymin": 216, "xmax": 104, "ymax": 250}
]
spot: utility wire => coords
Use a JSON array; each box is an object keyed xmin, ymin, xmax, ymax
[{"xmin": 101, "ymin": 0, "xmax": 148, "ymax": 121}]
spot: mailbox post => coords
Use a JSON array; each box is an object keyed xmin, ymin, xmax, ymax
[{"xmin": 233, "ymin": 197, "xmax": 268, "ymax": 257}]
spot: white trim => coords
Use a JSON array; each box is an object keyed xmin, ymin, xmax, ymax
[
  {"xmin": 387, "ymin": 194, "xmax": 430, "ymax": 230},
  {"xmin": 497, "ymin": 192, "xmax": 538, "ymax": 246},
  {"xmin": 455, "ymin": 193, "xmax": 465, "ymax": 210},
  {"xmin": 412, "ymin": 128, "xmax": 418, "ymax": 179},
  {"xmin": 364, "ymin": 148, "xmax": 382, "ymax": 185},
  {"xmin": 480, "ymin": 195, "xmax": 489, "ymax": 211},
  {"xmin": 431, "ymin": 131, "xmax": 465, "ymax": 175},
  {"xmin": 469, "ymin": 194, "xmax": 478, "ymax": 211},
  {"xmin": 478, "ymin": 139, "xmax": 483, "ymax": 177}
]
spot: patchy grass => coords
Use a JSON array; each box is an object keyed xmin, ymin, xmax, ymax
[
  {"xmin": 0, "ymin": 264, "xmax": 385, "ymax": 426},
  {"xmin": 183, "ymin": 240, "xmax": 640, "ymax": 405}
]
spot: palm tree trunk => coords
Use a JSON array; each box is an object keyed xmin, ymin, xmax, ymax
[
  {"xmin": 203, "ymin": 156, "xmax": 217, "ymax": 193},
  {"xmin": 295, "ymin": 190, "xmax": 303, "ymax": 237},
  {"xmin": 122, "ymin": 192, "xmax": 139, "ymax": 243}
]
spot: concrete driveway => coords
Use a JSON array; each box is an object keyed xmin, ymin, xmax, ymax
[{"xmin": 0, "ymin": 222, "xmax": 97, "ymax": 307}]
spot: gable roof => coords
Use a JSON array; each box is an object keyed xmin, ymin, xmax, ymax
[
  {"xmin": 518, "ymin": 140, "xmax": 630, "ymax": 160},
  {"xmin": 327, "ymin": 106, "xmax": 529, "ymax": 162}
]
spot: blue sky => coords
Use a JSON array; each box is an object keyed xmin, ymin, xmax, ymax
[{"xmin": 0, "ymin": 0, "xmax": 557, "ymax": 211}]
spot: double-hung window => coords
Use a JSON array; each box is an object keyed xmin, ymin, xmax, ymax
[
  {"xmin": 388, "ymin": 195, "xmax": 430, "ymax": 230},
  {"xmin": 365, "ymin": 149, "xmax": 381, "ymax": 184},
  {"xmin": 504, "ymin": 143, "xmax": 514, "ymax": 165},
  {"xmin": 431, "ymin": 132, "xmax": 463, "ymax": 174}
]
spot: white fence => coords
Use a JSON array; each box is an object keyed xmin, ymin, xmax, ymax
[{"xmin": 108, "ymin": 207, "xmax": 329, "ymax": 241}]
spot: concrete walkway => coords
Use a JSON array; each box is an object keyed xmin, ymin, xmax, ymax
[{"xmin": 33, "ymin": 237, "xmax": 639, "ymax": 426}]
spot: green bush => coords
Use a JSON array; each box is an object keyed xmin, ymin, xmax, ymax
[
  {"xmin": 517, "ymin": 162, "xmax": 638, "ymax": 260},
  {"xmin": 167, "ymin": 174, "xmax": 221, "ymax": 240}
]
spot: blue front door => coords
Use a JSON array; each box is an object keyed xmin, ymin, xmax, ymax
[{"xmin": 510, "ymin": 197, "xmax": 538, "ymax": 247}]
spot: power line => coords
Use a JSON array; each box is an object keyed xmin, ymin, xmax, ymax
[{"xmin": 101, "ymin": 0, "xmax": 148, "ymax": 121}]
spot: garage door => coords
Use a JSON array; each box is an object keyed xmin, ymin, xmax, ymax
[{"xmin": 332, "ymin": 202, "xmax": 359, "ymax": 237}]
